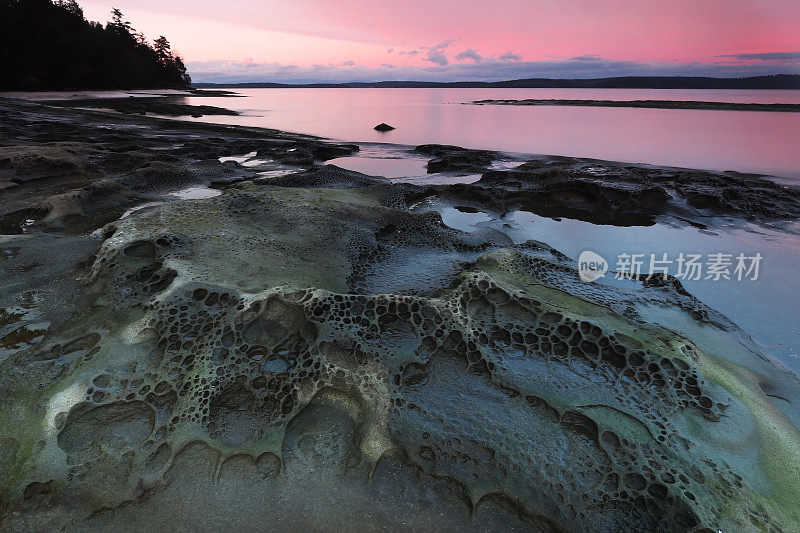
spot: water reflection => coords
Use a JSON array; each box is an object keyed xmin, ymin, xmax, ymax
[
  {"xmin": 185, "ymin": 88, "xmax": 800, "ymax": 181},
  {"xmin": 412, "ymin": 197, "xmax": 800, "ymax": 371}
]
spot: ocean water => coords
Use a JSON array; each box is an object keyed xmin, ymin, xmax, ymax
[
  {"xmin": 11, "ymin": 88, "xmax": 798, "ymax": 371},
  {"xmin": 182, "ymin": 89, "xmax": 799, "ymax": 372},
  {"xmin": 218, "ymin": 145, "xmax": 800, "ymax": 372},
  {"xmin": 411, "ymin": 199, "xmax": 800, "ymax": 372},
  {"xmin": 184, "ymin": 87, "xmax": 800, "ymax": 181}
]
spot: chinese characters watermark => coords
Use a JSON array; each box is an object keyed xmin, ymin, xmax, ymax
[{"xmin": 578, "ymin": 251, "xmax": 762, "ymax": 283}]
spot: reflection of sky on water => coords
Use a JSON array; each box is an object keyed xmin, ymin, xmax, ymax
[
  {"xmin": 413, "ymin": 198, "xmax": 800, "ymax": 370},
  {"xmin": 185, "ymin": 88, "xmax": 800, "ymax": 181}
]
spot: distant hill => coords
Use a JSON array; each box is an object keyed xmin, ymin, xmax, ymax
[
  {"xmin": 0, "ymin": 0, "xmax": 190, "ymax": 90},
  {"xmin": 194, "ymin": 74, "xmax": 800, "ymax": 90}
]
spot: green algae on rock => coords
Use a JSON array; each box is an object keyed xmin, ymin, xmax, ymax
[{"xmin": 2, "ymin": 183, "xmax": 800, "ymax": 531}]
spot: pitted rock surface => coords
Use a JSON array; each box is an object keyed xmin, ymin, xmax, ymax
[{"xmin": 2, "ymin": 99, "xmax": 800, "ymax": 532}]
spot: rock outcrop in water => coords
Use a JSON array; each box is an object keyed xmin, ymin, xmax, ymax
[
  {"xmin": 2, "ymin": 98, "xmax": 800, "ymax": 532},
  {"xmin": 414, "ymin": 144, "xmax": 499, "ymax": 174},
  {"xmin": 410, "ymin": 148, "xmax": 800, "ymax": 227},
  {"xmin": 46, "ymin": 96, "xmax": 241, "ymax": 118},
  {"xmin": 469, "ymin": 99, "xmax": 800, "ymax": 112}
]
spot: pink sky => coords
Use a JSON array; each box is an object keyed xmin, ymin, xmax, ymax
[{"xmin": 79, "ymin": 0, "xmax": 800, "ymax": 83}]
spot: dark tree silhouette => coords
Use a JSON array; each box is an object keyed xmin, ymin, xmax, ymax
[
  {"xmin": 153, "ymin": 36, "xmax": 171, "ymax": 61},
  {"xmin": 54, "ymin": 0, "xmax": 81, "ymax": 16},
  {"xmin": 152, "ymin": 35, "xmax": 190, "ymax": 85},
  {"xmin": 109, "ymin": 7, "xmax": 132, "ymax": 34},
  {"xmin": 0, "ymin": 0, "xmax": 191, "ymax": 90}
]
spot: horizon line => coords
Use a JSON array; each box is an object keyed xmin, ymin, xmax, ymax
[{"xmin": 191, "ymin": 74, "xmax": 800, "ymax": 89}]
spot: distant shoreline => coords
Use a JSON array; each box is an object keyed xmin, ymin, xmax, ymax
[
  {"xmin": 192, "ymin": 74, "xmax": 800, "ymax": 90},
  {"xmin": 469, "ymin": 99, "xmax": 800, "ymax": 112}
]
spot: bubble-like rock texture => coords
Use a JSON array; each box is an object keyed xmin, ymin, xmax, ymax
[
  {"xmin": 2, "ymin": 98, "xmax": 800, "ymax": 532},
  {"xmin": 263, "ymin": 163, "xmax": 391, "ymax": 189}
]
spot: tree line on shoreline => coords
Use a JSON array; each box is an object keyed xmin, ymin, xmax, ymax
[{"xmin": 0, "ymin": 0, "xmax": 190, "ymax": 90}]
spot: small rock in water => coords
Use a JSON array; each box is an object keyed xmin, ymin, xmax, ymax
[{"xmin": 374, "ymin": 123, "xmax": 395, "ymax": 131}]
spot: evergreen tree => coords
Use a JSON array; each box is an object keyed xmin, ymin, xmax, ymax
[
  {"xmin": 153, "ymin": 36, "xmax": 173, "ymax": 62},
  {"xmin": 0, "ymin": 0, "xmax": 192, "ymax": 90},
  {"xmin": 110, "ymin": 8, "xmax": 132, "ymax": 33},
  {"xmin": 54, "ymin": 0, "xmax": 82, "ymax": 17}
]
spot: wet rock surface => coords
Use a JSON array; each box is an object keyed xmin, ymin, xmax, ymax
[
  {"xmin": 2, "ymin": 98, "xmax": 800, "ymax": 532},
  {"xmin": 414, "ymin": 144, "xmax": 499, "ymax": 174},
  {"xmin": 47, "ymin": 96, "xmax": 241, "ymax": 117},
  {"xmin": 416, "ymin": 156, "xmax": 800, "ymax": 227},
  {"xmin": 264, "ymin": 164, "xmax": 392, "ymax": 189},
  {"xmin": 0, "ymin": 98, "xmax": 358, "ymax": 234}
]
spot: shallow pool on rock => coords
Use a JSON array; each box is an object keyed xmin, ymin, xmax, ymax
[
  {"xmin": 327, "ymin": 144, "xmax": 521, "ymax": 185},
  {"xmin": 411, "ymin": 198, "xmax": 800, "ymax": 371}
]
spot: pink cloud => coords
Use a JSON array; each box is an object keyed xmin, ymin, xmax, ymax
[{"xmin": 77, "ymin": 0, "xmax": 800, "ymax": 80}]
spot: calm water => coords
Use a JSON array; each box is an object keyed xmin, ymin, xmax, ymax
[
  {"xmin": 182, "ymin": 90, "xmax": 800, "ymax": 370},
  {"xmin": 10, "ymin": 88, "xmax": 799, "ymax": 371},
  {"xmin": 185, "ymin": 88, "xmax": 800, "ymax": 181},
  {"xmin": 215, "ymin": 147, "xmax": 800, "ymax": 372},
  {"xmin": 412, "ymin": 198, "xmax": 800, "ymax": 372}
]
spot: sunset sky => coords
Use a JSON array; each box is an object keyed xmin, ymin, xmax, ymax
[{"xmin": 79, "ymin": 0, "xmax": 800, "ymax": 83}]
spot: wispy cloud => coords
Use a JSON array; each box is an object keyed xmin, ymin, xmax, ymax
[
  {"xmin": 79, "ymin": 0, "xmax": 800, "ymax": 79},
  {"xmin": 499, "ymin": 51, "xmax": 521, "ymax": 62},
  {"xmin": 570, "ymin": 54, "xmax": 602, "ymax": 62},
  {"xmin": 717, "ymin": 51, "xmax": 800, "ymax": 61},
  {"xmin": 188, "ymin": 54, "xmax": 800, "ymax": 84},
  {"xmin": 455, "ymin": 48, "xmax": 482, "ymax": 62},
  {"xmin": 424, "ymin": 39, "xmax": 455, "ymax": 66}
]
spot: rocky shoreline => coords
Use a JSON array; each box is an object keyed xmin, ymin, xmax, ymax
[{"xmin": 2, "ymin": 97, "xmax": 800, "ymax": 532}]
